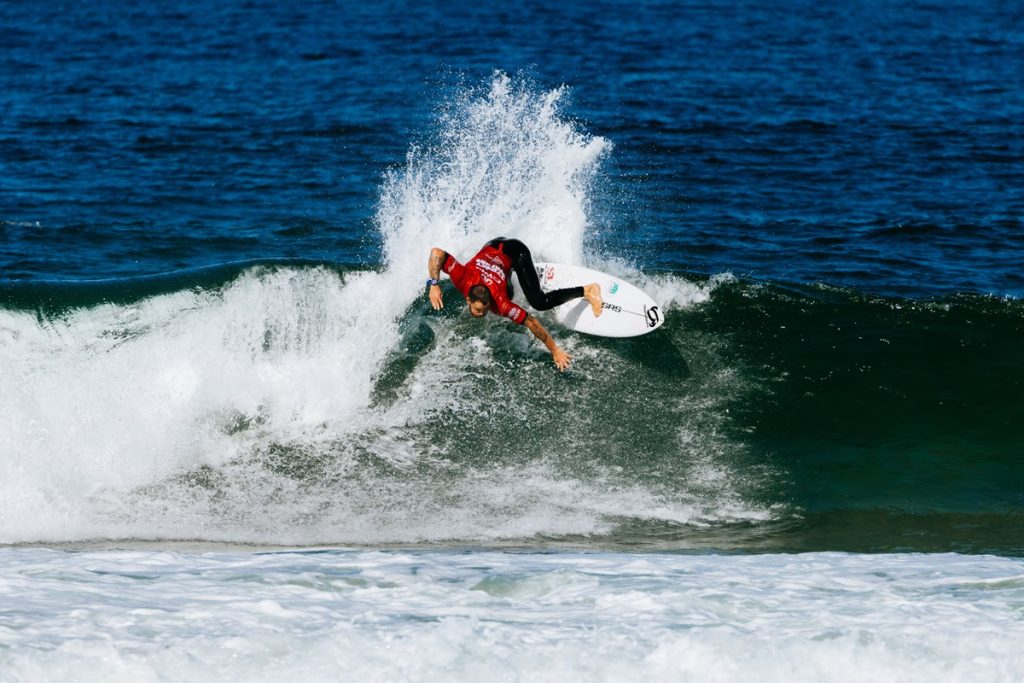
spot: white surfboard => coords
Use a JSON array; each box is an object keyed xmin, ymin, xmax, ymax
[{"xmin": 531, "ymin": 262, "xmax": 665, "ymax": 338}]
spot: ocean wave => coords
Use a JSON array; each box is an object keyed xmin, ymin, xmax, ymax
[{"xmin": 2, "ymin": 260, "xmax": 1022, "ymax": 549}]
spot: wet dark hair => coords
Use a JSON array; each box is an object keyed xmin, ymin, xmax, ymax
[{"xmin": 468, "ymin": 284, "xmax": 492, "ymax": 306}]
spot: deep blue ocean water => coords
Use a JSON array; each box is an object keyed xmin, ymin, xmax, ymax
[
  {"xmin": 2, "ymin": 0, "xmax": 1023, "ymax": 554},
  {"xmin": 5, "ymin": 0, "xmax": 1023, "ymax": 293}
]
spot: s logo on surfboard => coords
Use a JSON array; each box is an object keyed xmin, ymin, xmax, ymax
[{"xmin": 533, "ymin": 262, "xmax": 665, "ymax": 338}]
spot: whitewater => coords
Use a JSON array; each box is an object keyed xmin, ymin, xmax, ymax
[
  {"xmin": 0, "ymin": 75, "xmax": 745, "ymax": 545},
  {"xmin": 4, "ymin": 549, "xmax": 1023, "ymax": 682}
]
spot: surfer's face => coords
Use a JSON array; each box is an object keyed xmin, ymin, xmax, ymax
[{"xmin": 466, "ymin": 299, "xmax": 488, "ymax": 318}]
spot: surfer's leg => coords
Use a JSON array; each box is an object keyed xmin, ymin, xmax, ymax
[{"xmin": 501, "ymin": 239, "xmax": 585, "ymax": 311}]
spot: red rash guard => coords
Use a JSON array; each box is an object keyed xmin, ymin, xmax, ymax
[{"xmin": 442, "ymin": 245, "xmax": 528, "ymax": 324}]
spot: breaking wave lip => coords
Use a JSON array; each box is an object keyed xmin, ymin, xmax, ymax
[{"xmin": 0, "ymin": 73, "xmax": 772, "ymax": 547}]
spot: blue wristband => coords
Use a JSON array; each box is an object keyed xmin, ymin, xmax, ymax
[{"xmin": 426, "ymin": 278, "xmax": 439, "ymax": 287}]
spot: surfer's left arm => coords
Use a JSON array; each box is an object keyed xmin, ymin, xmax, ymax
[{"xmin": 524, "ymin": 314, "xmax": 571, "ymax": 371}]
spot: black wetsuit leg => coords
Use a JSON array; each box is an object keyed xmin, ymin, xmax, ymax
[{"xmin": 486, "ymin": 237, "xmax": 584, "ymax": 311}]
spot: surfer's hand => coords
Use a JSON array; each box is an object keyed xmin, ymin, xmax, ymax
[
  {"xmin": 524, "ymin": 315, "xmax": 569, "ymax": 371},
  {"xmin": 429, "ymin": 284, "xmax": 443, "ymax": 310}
]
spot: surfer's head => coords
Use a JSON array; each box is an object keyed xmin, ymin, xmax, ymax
[{"xmin": 466, "ymin": 285, "xmax": 491, "ymax": 317}]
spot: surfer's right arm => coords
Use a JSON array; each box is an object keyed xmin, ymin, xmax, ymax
[{"xmin": 427, "ymin": 247, "xmax": 448, "ymax": 310}]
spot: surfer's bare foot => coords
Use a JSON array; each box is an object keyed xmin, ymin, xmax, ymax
[{"xmin": 584, "ymin": 283, "xmax": 603, "ymax": 317}]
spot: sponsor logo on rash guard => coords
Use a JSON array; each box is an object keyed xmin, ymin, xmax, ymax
[{"xmin": 474, "ymin": 257, "xmax": 505, "ymax": 279}]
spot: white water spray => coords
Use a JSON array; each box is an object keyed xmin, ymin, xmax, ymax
[
  {"xmin": 0, "ymin": 73, "xmax": 752, "ymax": 545},
  {"xmin": 378, "ymin": 72, "xmax": 610, "ymax": 280}
]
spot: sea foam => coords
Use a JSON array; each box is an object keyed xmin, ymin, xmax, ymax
[{"xmin": 2, "ymin": 548, "xmax": 1021, "ymax": 683}]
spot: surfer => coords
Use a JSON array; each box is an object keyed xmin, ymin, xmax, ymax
[{"xmin": 426, "ymin": 237, "xmax": 603, "ymax": 371}]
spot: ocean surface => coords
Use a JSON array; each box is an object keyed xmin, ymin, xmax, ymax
[{"xmin": 2, "ymin": 0, "xmax": 1023, "ymax": 680}]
